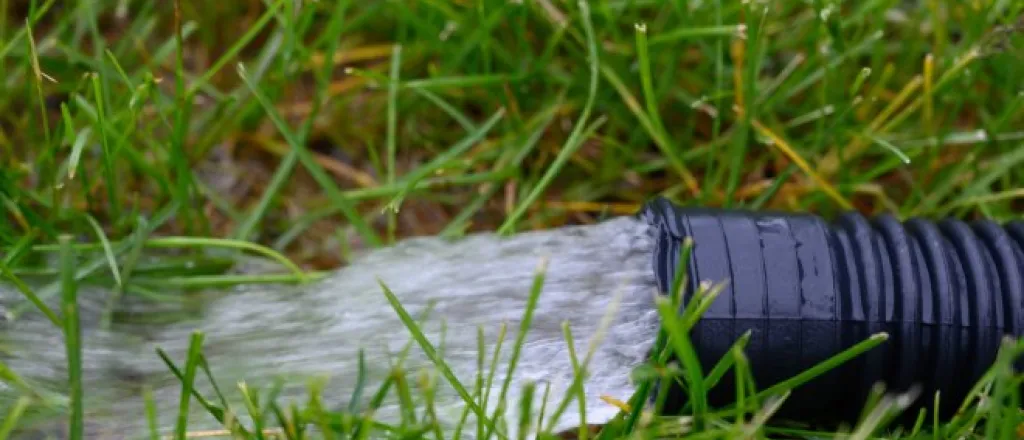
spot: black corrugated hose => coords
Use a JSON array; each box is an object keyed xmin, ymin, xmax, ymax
[{"xmin": 638, "ymin": 197, "xmax": 1024, "ymax": 423}]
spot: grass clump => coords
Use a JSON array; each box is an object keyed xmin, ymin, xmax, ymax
[{"xmin": 0, "ymin": 0, "xmax": 1022, "ymax": 438}]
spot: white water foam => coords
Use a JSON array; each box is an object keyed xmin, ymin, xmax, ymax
[{"xmin": 0, "ymin": 216, "xmax": 662, "ymax": 439}]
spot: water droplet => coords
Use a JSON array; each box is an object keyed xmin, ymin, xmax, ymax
[
  {"xmin": 819, "ymin": 7, "xmax": 833, "ymax": 21},
  {"xmin": 439, "ymin": 21, "xmax": 458, "ymax": 41}
]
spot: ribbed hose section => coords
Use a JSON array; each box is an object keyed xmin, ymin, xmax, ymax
[{"xmin": 638, "ymin": 197, "xmax": 1024, "ymax": 424}]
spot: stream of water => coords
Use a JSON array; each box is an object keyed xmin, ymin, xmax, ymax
[{"xmin": 1, "ymin": 216, "xmax": 662, "ymax": 439}]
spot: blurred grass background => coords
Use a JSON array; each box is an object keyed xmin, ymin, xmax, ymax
[
  {"xmin": 1, "ymin": 0, "xmax": 1020, "ymax": 272},
  {"xmin": 1, "ymin": 0, "xmax": 1023, "ymax": 438}
]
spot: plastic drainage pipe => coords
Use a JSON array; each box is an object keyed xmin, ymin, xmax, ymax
[{"xmin": 638, "ymin": 197, "xmax": 1024, "ymax": 423}]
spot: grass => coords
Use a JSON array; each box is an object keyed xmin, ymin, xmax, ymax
[{"xmin": 0, "ymin": 0, "xmax": 1022, "ymax": 438}]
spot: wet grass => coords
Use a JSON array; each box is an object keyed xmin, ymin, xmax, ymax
[{"xmin": 0, "ymin": 0, "xmax": 1023, "ymax": 438}]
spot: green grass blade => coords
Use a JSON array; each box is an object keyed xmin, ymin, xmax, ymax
[
  {"xmin": 481, "ymin": 323, "xmax": 509, "ymax": 439},
  {"xmin": 239, "ymin": 383, "xmax": 266, "ymax": 440},
  {"xmin": 173, "ymin": 331, "xmax": 206, "ymax": 440},
  {"xmin": 377, "ymin": 279, "xmax": 500, "ymax": 439},
  {"xmin": 89, "ymin": 73, "xmax": 120, "ymax": 221},
  {"xmin": 144, "ymin": 386, "xmax": 159, "ymax": 440},
  {"xmin": 385, "ymin": 44, "xmax": 402, "ymax": 242},
  {"xmin": 84, "ymin": 215, "xmax": 122, "ymax": 287},
  {"xmin": 543, "ymin": 287, "xmax": 624, "ymax": 434},
  {"xmin": 649, "ymin": 24, "xmax": 744, "ymax": 45},
  {"xmin": 0, "ymin": 263, "xmax": 62, "ymax": 328},
  {"xmin": 635, "ymin": 23, "xmax": 665, "ymax": 135},
  {"xmin": 401, "ymin": 74, "xmax": 517, "ymax": 90},
  {"xmin": 0, "ymin": 396, "xmax": 31, "ymax": 440},
  {"xmin": 517, "ymin": 382, "xmax": 536, "ymax": 440},
  {"xmin": 561, "ymin": 322, "xmax": 587, "ymax": 440},
  {"xmin": 653, "ymin": 294, "xmax": 707, "ymax": 427},
  {"xmin": 703, "ymin": 329, "xmax": 752, "ymax": 391},
  {"xmin": 141, "ymin": 237, "xmax": 303, "ymax": 280},
  {"xmin": 59, "ymin": 235, "xmax": 83, "ymax": 440}
]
